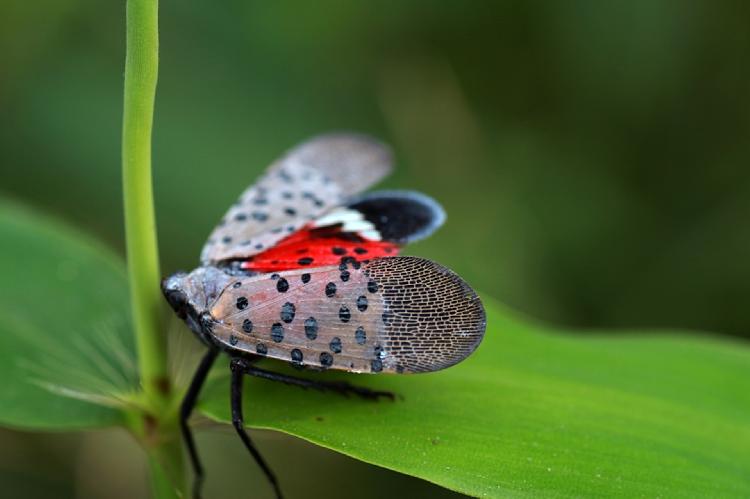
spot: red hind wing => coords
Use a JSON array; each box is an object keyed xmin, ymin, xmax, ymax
[{"xmin": 241, "ymin": 226, "xmax": 399, "ymax": 273}]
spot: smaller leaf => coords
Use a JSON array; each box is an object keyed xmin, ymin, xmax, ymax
[{"xmin": 0, "ymin": 199, "xmax": 136, "ymax": 430}]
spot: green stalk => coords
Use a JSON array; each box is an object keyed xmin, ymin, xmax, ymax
[{"xmin": 122, "ymin": 0, "xmax": 183, "ymax": 496}]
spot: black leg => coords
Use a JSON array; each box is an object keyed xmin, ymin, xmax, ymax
[
  {"xmin": 230, "ymin": 358, "xmax": 284, "ymax": 499},
  {"xmin": 237, "ymin": 363, "xmax": 395, "ymax": 401},
  {"xmin": 180, "ymin": 348, "xmax": 219, "ymax": 499}
]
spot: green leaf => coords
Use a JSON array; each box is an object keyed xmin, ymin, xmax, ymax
[
  {"xmin": 199, "ymin": 300, "xmax": 750, "ymax": 498},
  {"xmin": 0, "ymin": 199, "xmax": 135, "ymax": 430}
]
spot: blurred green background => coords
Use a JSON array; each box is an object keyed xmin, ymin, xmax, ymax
[{"xmin": 1, "ymin": 0, "xmax": 749, "ymax": 497}]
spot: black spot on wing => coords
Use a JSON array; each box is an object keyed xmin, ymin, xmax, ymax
[
  {"xmin": 355, "ymin": 326, "xmax": 366, "ymax": 345},
  {"xmin": 356, "ymin": 295, "xmax": 368, "ymax": 312},
  {"xmin": 271, "ymin": 323, "xmax": 284, "ymax": 343},
  {"xmin": 304, "ymin": 317, "xmax": 318, "ymax": 340},
  {"xmin": 280, "ymin": 302, "xmax": 296, "ymax": 323},
  {"xmin": 291, "ymin": 349, "xmax": 303, "ymax": 365},
  {"xmin": 339, "ymin": 305, "xmax": 351, "ymax": 323},
  {"xmin": 319, "ymin": 352, "xmax": 333, "ymax": 367},
  {"xmin": 329, "ymin": 337, "xmax": 342, "ymax": 354}
]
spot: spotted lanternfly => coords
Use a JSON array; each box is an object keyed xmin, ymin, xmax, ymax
[{"xmin": 162, "ymin": 133, "xmax": 486, "ymax": 499}]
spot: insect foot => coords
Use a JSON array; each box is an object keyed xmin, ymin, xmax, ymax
[{"xmin": 306, "ymin": 379, "xmax": 396, "ymax": 401}]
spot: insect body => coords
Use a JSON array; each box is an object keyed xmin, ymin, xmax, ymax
[{"xmin": 163, "ymin": 134, "xmax": 486, "ymax": 498}]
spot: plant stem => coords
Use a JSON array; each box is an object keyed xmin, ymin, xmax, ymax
[
  {"xmin": 122, "ymin": 0, "xmax": 183, "ymax": 496},
  {"xmin": 123, "ymin": 0, "xmax": 164, "ymax": 409}
]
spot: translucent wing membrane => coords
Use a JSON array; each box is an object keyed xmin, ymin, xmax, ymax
[
  {"xmin": 361, "ymin": 256, "xmax": 484, "ymax": 372},
  {"xmin": 207, "ymin": 257, "xmax": 486, "ymax": 374},
  {"xmin": 200, "ymin": 133, "xmax": 393, "ymax": 265}
]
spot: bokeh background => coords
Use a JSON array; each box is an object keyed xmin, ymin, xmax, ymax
[{"xmin": 2, "ymin": 1, "xmax": 749, "ymax": 497}]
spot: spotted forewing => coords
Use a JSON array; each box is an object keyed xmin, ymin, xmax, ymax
[
  {"xmin": 200, "ymin": 134, "xmax": 393, "ymax": 265},
  {"xmin": 207, "ymin": 257, "xmax": 485, "ymax": 374}
]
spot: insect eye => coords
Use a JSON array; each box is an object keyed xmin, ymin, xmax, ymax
[{"xmin": 164, "ymin": 289, "xmax": 188, "ymax": 315}]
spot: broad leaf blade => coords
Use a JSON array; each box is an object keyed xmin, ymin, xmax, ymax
[
  {"xmin": 199, "ymin": 301, "xmax": 750, "ymax": 498},
  {"xmin": 0, "ymin": 200, "xmax": 135, "ymax": 429}
]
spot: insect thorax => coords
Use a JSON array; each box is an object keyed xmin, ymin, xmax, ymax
[{"xmin": 162, "ymin": 266, "xmax": 235, "ymax": 348}]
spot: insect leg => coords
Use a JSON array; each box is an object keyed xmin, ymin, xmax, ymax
[
  {"xmin": 230, "ymin": 357, "xmax": 284, "ymax": 499},
  {"xmin": 180, "ymin": 348, "xmax": 219, "ymax": 499},
  {"xmin": 239, "ymin": 364, "xmax": 395, "ymax": 401}
]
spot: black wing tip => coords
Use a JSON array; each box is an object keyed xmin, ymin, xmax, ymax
[{"xmin": 347, "ymin": 190, "xmax": 447, "ymax": 244}]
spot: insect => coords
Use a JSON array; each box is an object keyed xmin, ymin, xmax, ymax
[{"xmin": 162, "ymin": 133, "xmax": 486, "ymax": 498}]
